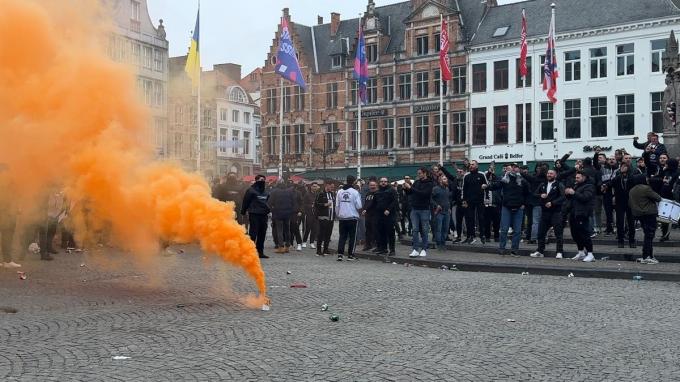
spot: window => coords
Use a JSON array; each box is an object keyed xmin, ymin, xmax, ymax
[
  {"xmin": 382, "ymin": 76, "xmax": 394, "ymax": 102},
  {"xmin": 651, "ymin": 39, "xmax": 667, "ymax": 73},
  {"xmin": 515, "ymin": 103, "xmax": 531, "ymax": 143},
  {"xmin": 367, "ymin": 44, "xmax": 378, "ymax": 63},
  {"xmin": 154, "ymin": 82, "xmax": 163, "ymax": 107},
  {"xmin": 434, "ymin": 33, "xmax": 441, "ymax": 52},
  {"xmin": 416, "ymin": 116, "xmax": 429, "ymax": 147},
  {"xmin": 350, "ymin": 81, "xmax": 357, "ymax": 105},
  {"xmin": 293, "ymin": 124, "xmax": 305, "ymax": 154},
  {"xmin": 434, "ymin": 70, "xmax": 447, "ymax": 96},
  {"xmin": 452, "ymin": 111, "xmax": 466, "ymax": 144},
  {"xmin": 590, "ymin": 47, "xmax": 607, "ymax": 79},
  {"xmin": 175, "ymin": 105, "xmax": 184, "ymax": 124},
  {"xmin": 327, "ymin": 83, "xmax": 338, "ymax": 109},
  {"xmin": 383, "ymin": 119, "xmax": 395, "ymax": 149},
  {"xmin": 268, "ymin": 126, "xmax": 277, "ymax": 154},
  {"xmin": 231, "ymin": 130, "xmax": 240, "ymax": 154},
  {"xmin": 201, "ymin": 108, "xmax": 212, "ymax": 129},
  {"xmin": 143, "ymin": 46, "xmax": 152, "ymax": 69},
  {"xmin": 367, "ymin": 120, "xmax": 378, "ymax": 149},
  {"xmin": 332, "ymin": 55, "xmax": 343, "ymax": 68},
  {"xmin": 416, "ymin": 71, "xmax": 429, "ymax": 98},
  {"xmin": 230, "ymin": 88, "xmax": 247, "ymax": 103},
  {"xmin": 472, "ymin": 63, "xmax": 487, "ymax": 92},
  {"xmin": 564, "ymin": 99, "xmax": 581, "ymax": 139},
  {"xmin": 244, "ymin": 112, "xmax": 251, "ymax": 124},
  {"xmin": 435, "ymin": 114, "xmax": 447, "ymax": 146},
  {"xmin": 617, "ymin": 94, "xmax": 635, "ymax": 136},
  {"xmin": 516, "ymin": 57, "xmax": 532, "ymax": 87},
  {"xmin": 220, "ymin": 108, "xmax": 227, "ymax": 121},
  {"xmin": 174, "ymin": 132, "xmax": 184, "ymax": 156},
  {"xmin": 452, "ymin": 66, "xmax": 466, "ymax": 94},
  {"xmin": 142, "ymin": 79, "xmax": 153, "ymax": 106},
  {"xmin": 350, "ymin": 122, "xmax": 358, "ymax": 151},
  {"xmin": 540, "ymin": 102, "xmax": 554, "ymax": 140},
  {"xmin": 399, "ymin": 74, "xmax": 411, "ymax": 100},
  {"xmin": 398, "ymin": 117, "xmax": 412, "ymax": 148},
  {"xmin": 472, "ymin": 108, "xmax": 486, "ymax": 145},
  {"xmin": 282, "ymin": 125, "xmax": 291, "ymax": 154},
  {"xmin": 539, "ymin": 55, "xmax": 546, "ymax": 84},
  {"xmin": 325, "ymin": 123, "xmax": 339, "ymax": 152},
  {"xmin": 243, "ymin": 132, "xmax": 251, "ymax": 155},
  {"xmin": 283, "ymin": 87, "xmax": 291, "ymax": 112},
  {"xmin": 232, "ymin": 110, "xmax": 239, "ymax": 123},
  {"xmin": 154, "ymin": 50, "xmax": 163, "ymax": 71},
  {"xmin": 367, "ymin": 78, "xmax": 378, "ymax": 104},
  {"xmin": 130, "ymin": 0, "xmax": 140, "ymax": 20},
  {"xmin": 617, "ymin": 43, "xmax": 634, "ymax": 76},
  {"xmin": 131, "ymin": 43, "xmax": 141, "ymax": 66},
  {"xmin": 494, "ymin": 60, "xmax": 509, "ymax": 90},
  {"xmin": 493, "ymin": 106, "xmax": 508, "ymax": 144},
  {"xmin": 267, "ymin": 89, "xmax": 277, "ymax": 114},
  {"xmin": 416, "ymin": 35, "xmax": 429, "ymax": 56},
  {"xmin": 294, "ymin": 86, "xmax": 304, "ymax": 111},
  {"xmin": 219, "ymin": 128, "xmax": 227, "ymax": 154},
  {"xmin": 564, "ymin": 51, "xmax": 581, "ymax": 82},
  {"xmin": 651, "ymin": 92, "xmax": 664, "ymax": 133},
  {"xmin": 493, "ymin": 26, "xmax": 509, "ymax": 37},
  {"xmin": 590, "ymin": 98, "xmax": 608, "ymax": 138}
]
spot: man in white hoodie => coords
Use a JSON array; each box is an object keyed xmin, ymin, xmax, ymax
[{"xmin": 336, "ymin": 175, "xmax": 362, "ymax": 261}]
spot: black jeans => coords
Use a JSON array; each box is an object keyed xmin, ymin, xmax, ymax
[
  {"xmin": 615, "ymin": 204, "xmax": 636, "ymax": 244},
  {"xmin": 38, "ymin": 218, "xmax": 58, "ymax": 256},
  {"xmin": 317, "ymin": 219, "xmax": 333, "ymax": 254},
  {"xmin": 248, "ymin": 214, "xmax": 268, "ymax": 256},
  {"xmin": 465, "ymin": 202, "xmax": 485, "ymax": 239},
  {"xmin": 638, "ymin": 214, "xmax": 656, "ymax": 258},
  {"xmin": 400, "ymin": 208, "xmax": 412, "ymax": 235},
  {"xmin": 274, "ymin": 218, "xmax": 291, "ymax": 247},
  {"xmin": 569, "ymin": 214, "xmax": 593, "ymax": 253},
  {"xmin": 455, "ymin": 205, "xmax": 466, "ymax": 238},
  {"xmin": 1, "ymin": 217, "xmax": 16, "ymax": 263},
  {"xmin": 303, "ymin": 208, "xmax": 318, "ymax": 243},
  {"xmin": 337, "ymin": 219, "xmax": 358, "ymax": 256},
  {"xmin": 537, "ymin": 209, "xmax": 564, "ymax": 253},
  {"xmin": 483, "ymin": 205, "xmax": 501, "ymax": 240},
  {"xmin": 376, "ymin": 215, "xmax": 395, "ymax": 252},
  {"xmin": 524, "ymin": 206, "xmax": 534, "ymax": 240},
  {"xmin": 364, "ymin": 214, "xmax": 377, "ymax": 248},
  {"xmin": 289, "ymin": 215, "xmax": 303, "ymax": 245},
  {"xmin": 603, "ymin": 193, "xmax": 614, "ymax": 233}
]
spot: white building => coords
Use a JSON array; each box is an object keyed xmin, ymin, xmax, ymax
[
  {"xmin": 216, "ymin": 86, "xmax": 257, "ymax": 176},
  {"xmin": 467, "ymin": 0, "xmax": 680, "ymax": 165},
  {"xmin": 105, "ymin": 0, "xmax": 168, "ymax": 157}
]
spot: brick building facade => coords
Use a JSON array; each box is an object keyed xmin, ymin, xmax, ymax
[{"xmin": 260, "ymin": 0, "xmax": 494, "ymax": 179}]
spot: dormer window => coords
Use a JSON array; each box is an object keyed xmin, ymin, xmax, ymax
[
  {"xmin": 229, "ymin": 87, "xmax": 247, "ymax": 103},
  {"xmin": 493, "ymin": 26, "xmax": 509, "ymax": 38},
  {"xmin": 332, "ymin": 55, "xmax": 344, "ymax": 68}
]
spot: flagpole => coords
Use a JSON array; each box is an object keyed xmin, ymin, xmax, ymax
[
  {"xmin": 439, "ymin": 15, "xmax": 445, "ymax": 165},
  {"xmin": 551, "ymin": 3, "xmax": 558, "ymax": 161},
  {"xmin": 357, "ymin": 81, "xmax": 362, "ymax": 180},
  {"xmin": 278, "ymin": 77, "xmax": 284, "ymax": 179},
  {"xmin": 196, "ymin": 2, "xmax": 201, "ymax": 174}
]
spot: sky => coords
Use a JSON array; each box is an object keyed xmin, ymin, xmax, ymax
[{"xmin": 146, "ymin": 0, "xmax": 522, "ymax": 77}]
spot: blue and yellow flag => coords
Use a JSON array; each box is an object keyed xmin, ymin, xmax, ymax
[{"xmin": 185, "ymin": 9, "xmax": 200, "ymax": 88}]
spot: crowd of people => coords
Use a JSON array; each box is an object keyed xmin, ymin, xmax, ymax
[{"xmin": 241, "ymin": 133, "xmax": 679, "ymax": 265}]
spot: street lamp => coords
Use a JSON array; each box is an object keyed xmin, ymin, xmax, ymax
[{"xmin": 309, "ymin": 125, "xmax": 341, "ymax": 179}]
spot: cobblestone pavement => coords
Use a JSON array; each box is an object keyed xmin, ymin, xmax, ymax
[{"xmin": 1, "ymin": 245, "xmax": 680, "ymax": 381}]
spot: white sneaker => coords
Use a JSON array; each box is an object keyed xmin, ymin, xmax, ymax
[
  {"xmin": 529, "ymin": 251, "xmax": 544, "ymax": 258},
  {"xmin": 409, "ymin": 249, "xmax": 419, "ymax": 258},
  {"xmin": 302, "ymin": 243, "xmax": 307, "ymax": 248},
  {"xmin": 572, "ymin": 252, "xmax": 586, "ymax": 261},
  {"xmin": 583, "ymin": 253, "xmax": 595, "ymax": 262},
  {"xmin": 419, "ymin": 249, "xmax": 427, "ymax": 257},
  {"xmin": 453, "ymin": 232, "xmax": 458, "ymax": 239},
  {"xmin": 296, "ymin": 244, "xmax": 302, "ymax": 251},
  {"xmin": 310, "ymin": 243, "xmax": 316, "ymax": 249},
  {"xmin": 2, "ymin": 262, "xmax": 21, "ymax": 268},
  {"xmin": 644, "ymin": 257, "xmax": 659, "ymax": 265},
  {"xmin": 555, "ymin": 252, "xmax": 563, "ymax": 259}
]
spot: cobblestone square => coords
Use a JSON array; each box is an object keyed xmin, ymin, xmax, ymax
[{"xmin": 1, "ymin": 245, "xmax": 680, "ymax": 381}]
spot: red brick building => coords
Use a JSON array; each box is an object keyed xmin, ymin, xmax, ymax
[{"xmin": 260, "ymin": 0, "xmax": 495, "ymax": 179}]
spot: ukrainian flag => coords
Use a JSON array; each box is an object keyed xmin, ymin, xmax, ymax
[{"xmin": 185, "ymin": 10, "xmax": 200, "ymax": 88}]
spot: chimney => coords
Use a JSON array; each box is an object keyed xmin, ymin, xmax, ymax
[
  {"xmin": 283, "ymin": 7, "xmax": 290, "ymax": 20},
  {"xmin": 331, "ymin": 12, "xmax": 340, "ymax": 37},
  {"xmin": 317, "ymin": 15, "xmax": 324, "ymax": 25},
  {"xmin": 484, "ymin": 0, "xmax": 498, "ymax": 8},
  {"xmin": 214, "ymin": 63, "xmax": 242, "ymax": 82}
]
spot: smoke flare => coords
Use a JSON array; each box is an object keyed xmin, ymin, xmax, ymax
[{"xmin": 0, "ymin": 0, "xmax": 266, "ymax": 297}]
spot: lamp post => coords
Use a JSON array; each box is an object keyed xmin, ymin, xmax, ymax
[{"xmin": 308, "ymin": 125, "xmax": 341, "ymax": 179}]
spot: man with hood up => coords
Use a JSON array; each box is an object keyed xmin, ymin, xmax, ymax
[{"xmin": 241, "ymin": 175, "xmax": 270, "ymax": 259}]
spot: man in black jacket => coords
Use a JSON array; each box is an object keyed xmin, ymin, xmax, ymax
[
  {"xmin": 375, "ymin": 177, "xmax": 398, "ymax": 256},
  {"xmin": 404, "ymin": 168, "xmax": 434, "ymax": 257},
  {"xmin": 361, "ymin": 180, "xmax": 379, "ymax": 251},
  {"xmin": 462, "ymin": 161, "xmax": 488, "ymax": 244},
  {"xmin": 302, "ymin": 182, "xmax": 320, "ymax": 249},
  {"xmin": 314, "ymin": 181, "xmax": 336, "ymax": 256},
  {"xmin": 487, "ymin": 164, "xmax": 529, "ymax": 256},
  {"xmin": 240, "ymin": 175, "xmax": 270, "ymax": 259},
  {"xmin": 529, "ymin": 169, "xmax": 566, "ymax": 259},
  {"xmin": 566, "ymin": 171, "xmax": 596, "ymax": 262},
  {"xmin": 609, "ymin": 163, "xmax": 637, "ymax": 249}
]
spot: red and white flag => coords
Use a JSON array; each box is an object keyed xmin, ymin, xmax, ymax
[
  {"xmin": 543, "ymin": 10, "xmax": 558, "ymax": 103},
  {"xmin": 519, "ymin": 9, "xmax": 528, "ymax": 78},
  {"xmin": 439, "ymin": 17, "xmax": 452, "ymax": 81}
]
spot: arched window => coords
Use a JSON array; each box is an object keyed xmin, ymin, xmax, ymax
[{"xmin": 229, "ymin": 87, "xmax": 247, "ymax": 103}]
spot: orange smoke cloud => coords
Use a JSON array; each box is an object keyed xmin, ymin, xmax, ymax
[{"xmin": 0, "ymin": 0, "xmax": 266, "ymax": 296}]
